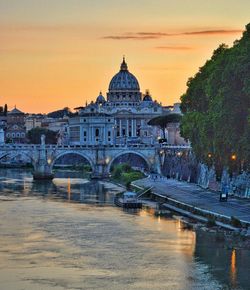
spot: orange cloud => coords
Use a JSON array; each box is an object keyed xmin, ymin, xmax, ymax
[
  {"xmin": 103, "ymin": 29, "xmax": 243, "ymax": 40},
  {"xmin": 102, "ymin": 35, "xmax": 159, "ymax": 40},
  {"xmin": 182, "ymin": 29, "xmax": 243, "ymax": 35},
  {"xmin": 155, "ymin": 46, "xmax": 193, "ymax": 51}
]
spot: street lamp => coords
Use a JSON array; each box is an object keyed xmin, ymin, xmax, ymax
[{"xmin": 231, "ymin": 154, "xmax": 237, "ymax": 161}]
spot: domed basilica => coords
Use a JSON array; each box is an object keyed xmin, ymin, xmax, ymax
[{"xmin": 69, "ymin": 58, "xmax": 181, "ymax": 145}]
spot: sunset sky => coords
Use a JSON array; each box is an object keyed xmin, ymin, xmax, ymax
[{"xmin": 0, "ymin": 0, "xmax": 249, "ymax": 113}]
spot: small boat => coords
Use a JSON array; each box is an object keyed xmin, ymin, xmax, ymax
[{"xmin": 114, "ymin": 191, "xmax": 142, "ymax": 209}]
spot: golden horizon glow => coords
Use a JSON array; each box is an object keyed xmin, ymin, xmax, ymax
[{"xmin": 0, "ymin": 0, "xmax": 249, "ymax": 113}]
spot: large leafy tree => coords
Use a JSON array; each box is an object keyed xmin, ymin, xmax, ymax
[
  {"xmin": 27, "ymin": 127, "xmax": 58, "ymax": 144},
  {"xmin": 180, "ymin": 23, "xmax": 250, "ymax": 175},
  {"xmin": 148, "ymin": 113, "xmax": 182, "ymax": 139}
]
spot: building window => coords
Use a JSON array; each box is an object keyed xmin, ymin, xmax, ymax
[
  {"xmin": 95, "ymin": 128, "xmax": 99, "ymax": 137},
  {"xmin": 122, "ymin": 129, "xmax": 126, "ymax": 136},
  {"xmin": 69, "ymin": 126, "xmax": 80, "ymax": 142},
  {"xmin": 84, "ymin": 131, "xmax": 87, "ymax": 137},
  {"xmin": 108, "ymin": 131, "xmax": 111, "ymax": 137},
  {"xmin": 12, "ymin": 133, "xmax": 15, "ymax": 137},
  {"xmin": 16, "ymin": 133, "xmax": 20, "ymax": 137}
]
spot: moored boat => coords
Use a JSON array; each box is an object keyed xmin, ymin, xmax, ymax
[{"xmin": 114, "ymin": 191, "xmax": 142, "ymax": 209}]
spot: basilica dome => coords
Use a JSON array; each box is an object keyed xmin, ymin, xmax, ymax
[{"xmin": 108, "ymin": 58, "xmax": 140, "ymax": 92}]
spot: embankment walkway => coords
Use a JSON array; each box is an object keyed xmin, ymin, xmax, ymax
[{"xmin": 133, "ymin": 177, "xmax": 250, "ymax": 225}]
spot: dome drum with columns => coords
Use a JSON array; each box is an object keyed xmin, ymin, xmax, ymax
[
  {"xmin": 68, "ymin": 58, "xmax": 185, "ymax": 146},
  {"xmin": 107, "ymin": 57, "xmax": 142, "ymax": 103}
]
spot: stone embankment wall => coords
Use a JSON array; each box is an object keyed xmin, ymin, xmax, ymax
[{"xmin": 162, "ymin": 154, "xmax": 250, "ymax": 198}]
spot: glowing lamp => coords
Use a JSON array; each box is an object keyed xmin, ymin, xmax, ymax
[{"xmin": 231, "ymin": 154, "xmax": 237, "ymax": 161}]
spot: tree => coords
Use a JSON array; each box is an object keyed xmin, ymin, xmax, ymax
[
  {"xmin": 180, "ymin": 23, "xmax": 250, "ymax": 175},
  {"xmin": 148, "ymin": 113, "xmax": 182, "ymax": 139},
  {"xmin": 27, "ymin": 127, "xmax": 58, "ymax": 144},
  {"xmin": 4, "ymin": 104, "xmax": 7, "ymax": 116},
  {"xmin": 47, "ymin": 107, "xmax": 72, "ymax": 118}
]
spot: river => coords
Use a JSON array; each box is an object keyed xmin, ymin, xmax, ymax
[{"xmin": 0, "ymin": 169, "xmax": 249, "ymax": 290}]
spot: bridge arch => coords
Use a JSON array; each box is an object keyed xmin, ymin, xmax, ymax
[
  {"xmin": 52, "ymin": 151, "xmax": 95, "ymax": 172},
  {"xmin": 107, "ymin": 150, "xmax": 151, "ymax": 173},
  {"xmin": 0, "ymin": 151, "xmax": 33, "ymax": 165}
]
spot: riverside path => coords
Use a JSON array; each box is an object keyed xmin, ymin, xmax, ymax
[{"xmin": 133, "ymin": 177, "xmax": 250, "ymax": 225}]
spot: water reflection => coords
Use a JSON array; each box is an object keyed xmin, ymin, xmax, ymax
[
  {"xmin": 195, "ymin": 230, "xmax": 250, "ymax": 289},
  {"xmin": 0, "ymin": 169, "xmax": 119, "ymax": 205},
  {"xmin": 0, "ymin": 169, "xmax": 249, "ymax": 290},
  {"xmin": 68, "ymin": 177, "xmax": 71, "ymax": 201},
  {"xmin": 231, "ymin": 249, "xmax": 237, "ymax": 287}
]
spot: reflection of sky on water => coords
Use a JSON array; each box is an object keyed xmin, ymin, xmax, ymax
[
  {"xmin": 0, "ymin": 169, "xmax": 249, "ymax": 290},
  {"xmin": 0, "ymin": 169, "xmax": 121, "ymax": 205}
]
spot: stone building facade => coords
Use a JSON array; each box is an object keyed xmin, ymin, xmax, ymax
[
  {"xmin": 69, "ymin": 58, "xmax": 186, "ymax": 146},
  {"xmin": 6, "ymin": 107, "xmax": 26, "ymax": 143},
  {"xmin": 69, "ymin": 113, "xmax": 115, "ymax": 145}
]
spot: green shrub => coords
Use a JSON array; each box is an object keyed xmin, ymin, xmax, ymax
[
  {"xmin": 207, "ymin": 217, "xmax": 216, "ymax": 227},
  {"xmin": 113, "ymin": 166, "xmax": 122, "ymax": 178},
  {"xmin": 83, "ymin": 164, "xmax": 92, "ymax": 172},
  {"xmin": 231, "ymin": 216, "xmax": 242, "ymax": 228},
  {"xmin": 111, "ymin": 164, "xmax": 145, "ymax": 184},
  {"xmin": 121, "ymin": 171, "xmax": 144, "ymax": 184},
  {"xmin": 122, "ymin": 163, "xmax": 132, "ymax": 172}
]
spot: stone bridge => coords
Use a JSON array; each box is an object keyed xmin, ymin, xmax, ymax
[{"xmin": 0, "ymin": 141, "xmax": 190, "ymax": 179}]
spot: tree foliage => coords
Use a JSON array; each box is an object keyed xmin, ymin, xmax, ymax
[
  {"xmin": 27, "ymin": 127, "xmax": 58, "ymax": 144},
  {"xmin": 148, "ymin": 113, "xmax": 182, "ymax": 139},
  {"xmin": 0, "ymin": 104, "xmax": 8, "ymax": 116},
  {"xmin": 47, "ymin": 107, "xmax": 72, "ymax": 118},
  {"xmin": 180, "ymin": 23, "xmax": 250, "ymax": 174}
]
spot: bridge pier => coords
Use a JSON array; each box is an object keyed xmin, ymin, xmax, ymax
[
  {"xmin": 33, "ymin": 163, "xmax": 54, "ymax": 180},
  {"xmin": 91, "ymin": 163, "xmax": 110, "ymax": 179},
  {"xmin": 90, "ymin": 147, "xmax": 110, "ymax": 179},
  {"xmin": 32, "ymin": 135, "xmax": 54, "ymax": 180}
]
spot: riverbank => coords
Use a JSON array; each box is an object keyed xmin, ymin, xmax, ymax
[{"xmin": 131, "ymin": 177, "xmax": 250, "ymax": 247}]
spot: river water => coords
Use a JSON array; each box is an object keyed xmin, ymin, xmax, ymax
[{"xmin": 0, "ymin": 169, "xmax": 249, "ymax": 290}]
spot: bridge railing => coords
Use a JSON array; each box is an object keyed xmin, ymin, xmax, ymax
[{"xmin": 0, "ymin": 143, "xmax": 191, "ymax": 150}]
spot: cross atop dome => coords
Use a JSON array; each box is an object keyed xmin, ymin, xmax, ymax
[{"xmin": 120, "ymin": 56, "xmax": 128, "ymax": 71}]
